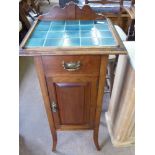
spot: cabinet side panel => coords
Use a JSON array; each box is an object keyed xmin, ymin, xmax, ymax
[{"xmin": 34, "ymin": 56, "xmax": 57, "ymax": 148}]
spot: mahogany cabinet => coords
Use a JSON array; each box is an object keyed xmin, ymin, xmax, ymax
[
  {"xmin": 33, "ymin": 55, "xmax": 109, "ymax": 151},
  {"xmin": 38, "ymin": 55, "xmax": 101, "ymax": 130},
  {"xmin": 20, "ymin": 2, "xmax": 127, "ymax": 151}
]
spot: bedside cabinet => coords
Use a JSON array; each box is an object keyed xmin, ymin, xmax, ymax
[
  {"xmin": 20, "ymin": 2, "xmax": 127, "ymax": 151},
  {"xmin": 42, "ymin": 55, "xmax": 101, "ymax": 129},
  {"xmin": 34, "ymin": 55, "xmax": 108, "ymax": 150}
]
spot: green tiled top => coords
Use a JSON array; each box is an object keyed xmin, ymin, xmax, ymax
[{"xmin": 25, "ymin": 20, "xmax": 117, "ymax": 48}]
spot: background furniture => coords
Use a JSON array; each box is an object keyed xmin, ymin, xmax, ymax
[
  {"xmin": 19, "ymin": 0, "xmax": 41, "ymax": 42},
  {"xmin": 19, "ymin": 0, "xmax": 30, "ymax": 43},
  {"xmin": 105, "ymin": 41, "xmax": 135, "ymax": 147},
  {"xmin": 105, "ymin": 25, "xmax": 127, "ymax": 95},
  {"xmin": 124, "ymin": 4, "xmax": 135, "ymax": 40},
  {"xmin": 59, "ymin": 0, "xmax": 79, "ymax": 7},
  {"xmin": 20, "ymin": 2, "xmax": 127, "ymax": 151},
  {"xmin": 19, "ymin": 21, "xmax": 23, "ymax": 32},
  {"xmin": 19, "ymin": 0, "xmax": 31, "ymax": 30},
  {"xmin": 19, "ymin": 0, "xmax": 51, "ymax": 42},
  {"xmin": 104, "ymin": 0, "xmax": 135, "ymax": 94},
  {"xmin": 85, "ymin": 0, "xmax": 123, "ymax": 13},
  {"xmin": 46, "ymin": 0, "xmax": 51, "ymax": 4},
  {"xmin": 84, "ymin": 0, "xmax": 134, "ymax": 34}
]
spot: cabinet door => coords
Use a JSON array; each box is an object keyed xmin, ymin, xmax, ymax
[{"xmin": 46, "ymin": 76, "xmax": 98, "ymax": 130}]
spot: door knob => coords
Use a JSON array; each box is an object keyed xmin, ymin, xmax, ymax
[{"xmin": 51, "ymin": 101, "xmax": 57, "ymax": 112}]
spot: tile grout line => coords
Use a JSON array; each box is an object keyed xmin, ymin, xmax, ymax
[
  {"xmin": 79, "ymin": 20, "xmax": 81, "ymax": 47},
  {"xmin": 43, "ymin": 21, "xmax": 53, "ymax": 47},
  {"xmin": 94, "ymin": 21, "xmax": 100, "ymax": 46},
  {"xmin": 62, "ymin": 20, "xmax": 66, "ymax": 46}
]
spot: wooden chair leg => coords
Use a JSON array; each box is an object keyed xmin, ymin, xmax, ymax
[
  {"xmin": 106, "ymin": 55, "xmax": 118, "ymax": 95},
  {"xmin": 47, "ymin": 0, "xmax": 50, "ymax": 4},
  {"xmin": 28, "ymin": 12, "xmax": 35, "ymax": 21},
  {"xmin": 109, "ymin": 61, "xmax": 115, "ymax": 94}
]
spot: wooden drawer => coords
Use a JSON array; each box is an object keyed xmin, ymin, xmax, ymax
[{"xmin": 42, "ymin": 55, "xmax": 101, "ymax": 76}]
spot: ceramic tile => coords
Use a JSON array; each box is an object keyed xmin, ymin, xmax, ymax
[
  {"xmin": 100, "ymin": 38, "xmax": 116, "ymax": 46},
  {"xmin": 25, "ymin": 38, "xmax": 44, "ymax": 47},
  {"xmin": 66, "ymin": 20, "xmax": 79, "ymax": 25},
  {"xmin": 65, "ymin": 26, "xmax": 80, "ymax": 31},
  {"xmin": 81, "ymin": 31, "xmax": 96, "ymax": 38},
  {"xmin": 35, "ymin": 25, "xmax": 50, "ymax": 31},
  {"xmin": 31, "ymin": 31, "xmax": 47, "ymax": 38},
  {"xmin": 80, "ymin": 25, "xmax": 95, "ymax": 31},
  {"xmin": 96, "ymin": 31, "xmax": 113, "ymax": 38},
  {"xmin": 50, "ymin": 25, "xmax": 65, "ymax": 31},
  {"xmin": 63, "ymin": 38, "xmax": 80, "ymax": 46},
  {"xmin": 95, "ymin": 24, "xmax": 109, "ymax": 31},
  {"xmin": 47, "ymin": 32, "xmax": 64, "ymax": 38},
  {"xmin": 64, "ymin": 31, "xmax": 80, "ymax": 38},
  {"xmin": 26, "ymin": 20, "xmax": 117, "ymax": 48},
  {"xmin": 44, "ymin": 38, "xmax": 64, "ymax": 46},
  {"xmin": 81, "ymin": 38, "xmax": 99, "ymax": 46},
  {"xmin": 80, "ymin": 20, "xmax": 94, "ymax": 25},
  {"xmin": 52, "ymin": 20, "xmax": 65, "ymax": 25}
]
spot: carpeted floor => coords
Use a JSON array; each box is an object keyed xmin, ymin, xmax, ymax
[{"xmin": 19, "ymin": 57, "xmax": 134, "ymax": 155}]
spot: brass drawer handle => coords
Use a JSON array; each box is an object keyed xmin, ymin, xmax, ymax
[{"xmin": 62, "ymin": 61, "xmax": 81, "ymax": 71}]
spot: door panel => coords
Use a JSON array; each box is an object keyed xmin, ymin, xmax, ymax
[
  {"xmin": 55, "ymin": 82, "xmax": 90, "ymax": 125},
  {"xmin": 46, "ymin": 76, "xmax": 98, "ymax": 129}
]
